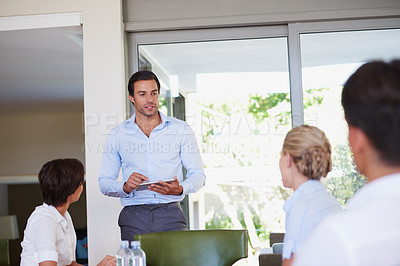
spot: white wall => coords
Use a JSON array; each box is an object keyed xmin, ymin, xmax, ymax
[
  {"xmin": 123, "ymin": 0, "xmax": 400, "ymax": 31},
  {"xmin": 0, "ymin": 1, "xmax": 126, "ymax": 264},
  {"xmin": 81, "ymin": 0, "xmax": 127, "ymax": 263},
  {"xmin": 0, "ymin": 111, "xmax": 85, "ymax": 176},
  {"xmin": 0, "ymin": 110, "xmax": 86, "ymax": 230}
]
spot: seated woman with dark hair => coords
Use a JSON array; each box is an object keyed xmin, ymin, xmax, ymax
[
  {"xmin": 20, "ymin": 158, "xmax": 115, "ymax": 266},
  {"xmin": 279, "ymin": 125, "xmax": 342, "ymax": 266}
]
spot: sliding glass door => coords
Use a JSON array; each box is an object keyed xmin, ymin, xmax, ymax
[
  {"xmin": 130, "ymin": 28, "xmax": 291, "ymax": 264},
  {"xmin": 299, "ymin": 27, "xmax": 400, "ymax": 205},
  {"xmin": 128, "ymin": 19, "xmax": 400, "ymax": 264}
]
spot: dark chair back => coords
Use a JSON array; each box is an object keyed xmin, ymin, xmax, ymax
[
  {"xmin": 259, "ymin": 232, "xmax": 285, "ymax": 266},
  {"xmin": 135, "ymin": 229, "xmax": 248, "ymax": 266},
  {"xmin": 259, "ymin": 253, "xmax": 282, "ymax": 266},
  {"xmin": 269, "ymin": 232, "xmax": 284, "ymax": 246},
  {"xmin": 0, "ymin": 239, "xmax": 10, "ymax": 266}
]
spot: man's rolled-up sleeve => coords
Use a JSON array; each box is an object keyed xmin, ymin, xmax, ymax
[
  {"xmin": 98, "ymin": 131, "xmax": 130, "ymax": 198},
  {"xmin": 180, "ymin": 126, "xmax": 206, "ymax": 195}
]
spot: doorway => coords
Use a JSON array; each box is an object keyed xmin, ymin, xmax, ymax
[
  {"xmin": 0, "ymin": 14, "xmax": 85, "ymax": 264},
  {"xmin": 131, "ymin": 29, "xmax": 291, "ymax": 260}
]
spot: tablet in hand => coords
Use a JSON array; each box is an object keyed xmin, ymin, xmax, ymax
[{"xmin": 136, "ymin": 179, "xmax": 175, "ymax": 191}]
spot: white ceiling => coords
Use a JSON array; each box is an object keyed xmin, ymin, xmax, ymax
[
  {"xmin": 0, "ymin": 26, "xmax": 83, "ymax": 113},
  {"xmin": 139, "ymin": 28, "xmax": 400, "ymax": 96}
]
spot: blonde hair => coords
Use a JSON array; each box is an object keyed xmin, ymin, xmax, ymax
[{"xmin": 282, "ymin": 125, "xmax": 332, "ymax": 180}]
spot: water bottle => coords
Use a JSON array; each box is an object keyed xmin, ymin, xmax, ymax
[
  {"xmin": 116, "ymin": 240, "xmax": 133, "ymax": 266},
  {"xmin": 130, "ymin": 241, "xmax": 146, "ymax": 266}
]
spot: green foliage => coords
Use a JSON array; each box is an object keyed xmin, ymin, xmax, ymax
[
  {"xmin": 220, "ymin": 103, "xmax": 232, "ymax": 115},
  {"xmin": 248, "ymin": 93, "xmax": 289, "ymax": 123},
  {"xmin": 159, "ymin": 96, "xmax": 167, "ymax": 108},
  {"xmin": 276, "ymin": 111, "xmax": 291, "ymax": 126},
  {"xmin": 206, "ymin": 210, "xmax": 234, "ymax": 229},
  {"xmin": 325, "ymin": 144, "xmax": 367, "ymax": 205},
  {"xmin": 205, "ymin": 188, "xmax": 271, "ymax": 243},
  {"xmin": 248, "ymin": 88, "xmax": 328, "ymax": 125},
  {"xmin": 250, "ymin": 210, "xmax": 269, "ymax": 242},
  {"xmin": 199, "ymin": 101, "xmax": 258, "ymax": 167},
  {"xmin": 200, "ymin": 105, "xmax": 216, "ymax": 143},
  {"xmin": 200, "ymin": 103, "xmax": 231, "ymax": 139},
  {"xmin": 303, "ymin": 88, "xmax": 328, "ymax": 108},
  {"xmin": 202, "ymin": 86, "xmax": 364, "ymax": 249},
  {"xmin": 247, "ymin": 88, "xmax": 365, "ymax": 206}
]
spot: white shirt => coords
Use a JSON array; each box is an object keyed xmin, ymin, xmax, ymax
[
  {"xmin": 20, "ymin": 203, "xmax": 76, "ymax": 266},
  {"xmin": 282, "ymin": 180, "xmax": 342, "ymax": 259},
  {"xmin": 294, "ymin": 173, "xmax": 400, "ymax": 266}
]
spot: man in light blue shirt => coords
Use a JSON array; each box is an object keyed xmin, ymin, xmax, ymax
[{"xmin": 98, "ymin": 70, "xmax": 206, "ymax": 241}]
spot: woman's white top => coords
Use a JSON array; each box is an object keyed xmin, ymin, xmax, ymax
[{"xmin": 20, "ymin": 203, "xmax": 76, "ymax": 266}]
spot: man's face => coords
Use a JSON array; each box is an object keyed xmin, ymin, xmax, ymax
[{"xmin": 129, "ymin": 80, "xmax": 159, "ymax": 118}]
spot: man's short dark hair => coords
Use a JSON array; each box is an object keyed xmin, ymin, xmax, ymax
[
  {"xmin": 341, "ymin": 60, "xmax": 400, "ymax": 165},
  {"xmin": 128, "ymin": 70, "xmax": 161, "ymax": 97},
  {"xmin": 38, "ymin": 158, "xmax": 85, "ymax": 207}
]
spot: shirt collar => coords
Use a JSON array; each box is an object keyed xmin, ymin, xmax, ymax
[
  {"xmin": 159, "ymin": 111, "xmax": 172, "ymax": 125},
  {"xmin": 43, "ymin": 203, "xmax": 69, "ymax": 229},
  {"xmin": 126, "ymin": 111, "xmax": 171, "ymax": 128},
  {"xmin": 283, "ymin": 179, "xmax": 323, "ymax": 212}
]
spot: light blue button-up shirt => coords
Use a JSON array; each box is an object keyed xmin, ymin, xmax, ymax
[
  {"xmin": 98, "ymin": 112, "xmax": 206, "ymax": 206},
  {"xmin": 282, "ymin": 180, "xmax": 342, "ymax": 259}
]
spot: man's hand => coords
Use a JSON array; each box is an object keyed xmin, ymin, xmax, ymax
[
  {"xmin": 123, "ymin": 172, "xmax": 149, "ymax": 193},
  {"xmin": 282, "ymin": 255, "xmax": 295, "ymax": 266},
  {"xmin": 97, "ymin": 255, "xmax": 116, "ymax": 266},
  {"xmin": 148, "ymin": 176, "xmax": 183, "ymax": 195}
]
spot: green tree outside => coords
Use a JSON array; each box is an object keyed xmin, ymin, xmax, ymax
[{"xmin": 200, "ymin": 86, "xmax": 366, "ymax": 251}]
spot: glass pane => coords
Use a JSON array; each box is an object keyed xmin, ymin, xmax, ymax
[
  {"xmin": 300, "ymin": 28, "xmax": 400, "ymax": 205},
  {"xmin": 138, "ymin": 37, "xmax": 291, "ymax": 263}
]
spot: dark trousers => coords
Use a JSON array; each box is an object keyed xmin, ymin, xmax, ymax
[{"xmin": 118, "ymin": 202, "xmax": 187, "ymax": 242}]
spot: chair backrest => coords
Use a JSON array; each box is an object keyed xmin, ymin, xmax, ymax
[
  {"xmin": 272, "ymin": 243, "xmax": 283, "ymax": 254},
  {"xmin": 269, "ymin": 232, "xmax": 284, "ymax": 246},
  {"xmin": 134, "ymin": 229, "xmax": 248, "ymax": 266},
  {"xmin": 0, "ymin": 239, "xmax": 10, "ymax": 266},
  {"xmin": 259, "ymin": 253, "xmax": 282, "ymax": 266}
]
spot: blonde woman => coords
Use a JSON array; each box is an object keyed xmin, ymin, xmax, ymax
[{"xmin": 279, "ymin": 125, "xmax": 342, "ymax": 266}]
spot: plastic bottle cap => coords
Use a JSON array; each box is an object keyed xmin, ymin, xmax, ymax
[
  {"xmin": 131, "ymin": 241, "xmax": 141, "ymax": 248},
  {"xmin": 121, "ymin": 240, "xmax": 129, "ymax": 248}
]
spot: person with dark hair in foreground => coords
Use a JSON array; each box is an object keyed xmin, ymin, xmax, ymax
[
  {"xmin": 98, "ymin": 70, "xmax": 206, "ymax": 241},
  {"xmin": 21, "ymin": 159, "xmax": 115, "ymax": 266},
  {"xmin": 294, "ymin": 60, "xmax": 400, "ymax": 266}
]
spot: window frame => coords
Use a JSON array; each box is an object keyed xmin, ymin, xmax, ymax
[{"xmin": 126, "ymin": 17, "xmax": 400, "ymax": 226}]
